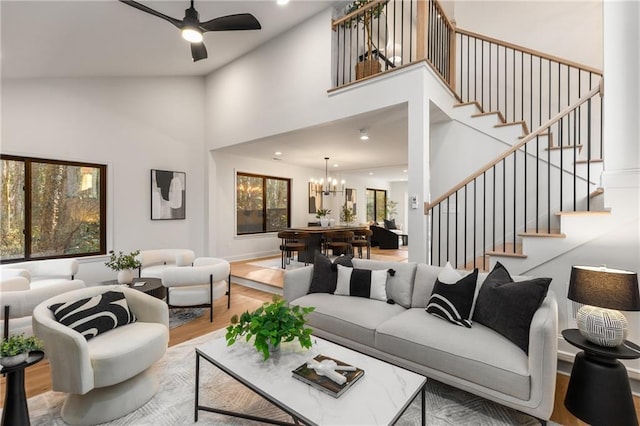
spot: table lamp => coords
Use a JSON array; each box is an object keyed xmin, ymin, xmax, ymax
[{"xmin": 568, "ymin": 265, "xmax": 640, "ymax": 347}]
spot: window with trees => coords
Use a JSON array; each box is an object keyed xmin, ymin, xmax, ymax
[
  {"xmin": 366, "ymin": 188, "xmax": 387, "ymax": 223},
  {"xmin": 0, "ymin": 155, "xmax": 106, "ymax": 261},
  {"xmin": 236, "ymin": 172, "xmax": 290, "ymax": 235}
]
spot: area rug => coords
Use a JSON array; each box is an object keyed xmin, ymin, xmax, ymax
[
  {"xmin": 248, "ymin": 257, "xmax": 307, "ymax": 271},
  {"xmin": 168, "ymin": 308, "xmax": 206, "ymax": 329},
  {"xmin": 22, "ymin": 329, "xmax": 549, "ymax": 426}
]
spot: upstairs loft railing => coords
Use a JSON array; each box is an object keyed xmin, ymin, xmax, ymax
[
  {"xmin": 331, "ymin": 0, "xmax": 455, "ymax": 88},
  {"xmin": 456, "ymin": 29, "xmax": 603, "ymax": 135},
  {"xmin": 426, "ymin": 85, "xmax": 603, "ymax": 270}
]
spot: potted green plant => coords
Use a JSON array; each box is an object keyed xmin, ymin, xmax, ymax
[
  {"xmin": 315, "ymin": 208, "xmax": 332, "ymax": 227},
  {"xmin": 105, "ymin": 250, "xmax": 141, "ymax": 284},
  {"xmin": 0, "ymin": 334, "xmax": 44, "ymax": 367},
  {"xmin": 342, "ymin": 0, "xmax": 389, "ymax": 79},
  {"xmin": 340, "ymin": 205, "xmax": 356, "ymax": 225},
  {"xmin": 225, "ymin": 296, "xmax": 315, "ymax": 360},
  {"xmin": 386, "ymin": 200, "xmax": 398, "ymax": 220}
]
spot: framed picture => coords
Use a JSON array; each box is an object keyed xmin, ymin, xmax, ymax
[
  {"xmin": 308, "ymin": 182, "xmax": 323, "ymax": 214},
  {"xmin": 151, "ymin": 169, "xmax": 186, "ymax": 220},
  {"xmin": 345, "ymin": 188, "xmax": 357, "ymax": 215}
]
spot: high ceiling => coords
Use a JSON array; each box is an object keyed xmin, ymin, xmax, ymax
[{"xmin": 1, "ymin": 1, "xmax": 448, "ymax": 182}]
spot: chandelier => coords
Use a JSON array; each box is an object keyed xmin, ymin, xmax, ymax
[{"xmin": 310, "ymin": 157, "xmax": 345, "ymax": 196}]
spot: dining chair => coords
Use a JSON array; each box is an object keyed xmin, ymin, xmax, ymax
[
  {"xmin": 324, "ymin": 230, "xmax": 354, "ymax": 257},
  {"xmin": 351, "ymin": 228, "xmax": 373, "ymax": 259},
  {"xmin": 277, "ymin": 231, "xmax": 311, "ymax": 269}
]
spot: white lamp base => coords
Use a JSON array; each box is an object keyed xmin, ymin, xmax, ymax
[{"xmin": 576, "ymin": 305, "xmax": 628, "ymax": 347}]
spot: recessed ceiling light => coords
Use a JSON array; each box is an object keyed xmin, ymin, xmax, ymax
[
  {"xmin": 369, "ymin": 172, "xmax": 374, "ymax": 175},
  {"xmin": 360, "ymin": 129, "xmax": 369, "ymax": 141},
  {"xmin": 403, "ymin": 169, "xmax": 407, "ymax": 173},
  {"xmin": 274, "ymin": 151, "xmax": 282, "ymax": 156},
  {"xmin": 333, "ymin": 163, "xmax": 339, "ymax": 168},
  {"xmin": 277, "ymin": 0, "xmax": 290, "ymax": 5}
]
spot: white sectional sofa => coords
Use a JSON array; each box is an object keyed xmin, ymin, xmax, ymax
[{"xmin": 284, "ymin": 259, "xmax": 558, "ymax": 421}]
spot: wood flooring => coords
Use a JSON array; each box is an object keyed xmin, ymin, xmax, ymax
[{"xmin": 3, "ymin": 248, "xmax": 639, "ymax": 425}]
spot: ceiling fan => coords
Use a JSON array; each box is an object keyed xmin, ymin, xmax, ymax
[{"xmin": 119, "ymin": 0, "xmax": 262, "ymax": 62}]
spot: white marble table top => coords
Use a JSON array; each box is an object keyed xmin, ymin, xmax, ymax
[{"xmin": 196, "ymin": 336, "xmax": 427, "ymax": 426}]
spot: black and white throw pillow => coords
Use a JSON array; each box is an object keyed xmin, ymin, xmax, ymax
[
  {"xmin": 426, "ymin": 262, "xmax": 478, "ymax": 328},
  {"xmin": 335, "ymin": 264, "xmax": 388, "ymax": 301},
  {"xmin": 49, "ymin": 290, "xmax": 137, "ymax": 341}
]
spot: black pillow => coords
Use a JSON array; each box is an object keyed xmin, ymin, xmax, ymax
[
  {"xmin": 426, "ymin": 268, "xmax": 478, "ymax": 328},
  {"xmin": 473, "ymin": 262, "xmax": 552, "ymax": 353},
  {"xmin": 383, "ymin": 219, "xmax": 397, "ymax": 230},
  {"xmin": 308, "ymin": 252, "xmax": 354, "ymax": 294},
  {"xmin": 49, "ymin": 290, "xmax": 137, "ymax": 341}
]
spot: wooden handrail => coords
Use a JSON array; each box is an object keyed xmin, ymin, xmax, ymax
[
  {"xmin": 430, "ymin": 0, "xmax": 455, "ymax": 32},
  {"xmin": 455, "ymin": 28, "xmax": 603, "ymax": 76},
  {"xmin": 424, "ymin": 84, "xmax": 602, "ymax": 212},
  {"xmin": 332, "ymin": 0, "xmax": 389, "ymax": 30}
]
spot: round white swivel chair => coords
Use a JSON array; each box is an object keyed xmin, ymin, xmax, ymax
[
  {"xmin": 161, "ymin": 257, "xmax": 231, "ymax": 322},
  {"xmin": 32, "ymin": 286, "xmax": 169, "ymax": 425}
]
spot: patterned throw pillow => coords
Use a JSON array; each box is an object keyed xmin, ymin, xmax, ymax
[
  {"xmin": 426, "ymin": 262, "xmax": 479, "ymax": 328},
  {"xmin": 49, "ymin": 290, "xmax": 137, "ymax": 341},
  {"xmin": 335, "ymin": 265, "xmax": 388, "ymax": 302}
]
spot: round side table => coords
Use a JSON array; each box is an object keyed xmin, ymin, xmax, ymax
[
  {"xmin": 1, "ymin": 350, "xmax": 44, "ymax": 426},
  {"xmin": 562, "ymin": 329, "xmax": 640, "ymax": 426},
  {"xmin": 101, "ymin": 277, "xmax": 166, "ymax": 299}
]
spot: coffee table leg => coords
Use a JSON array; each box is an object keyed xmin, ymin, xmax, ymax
[
  {"xmin": 421, "ymin": 385, "xmax": 426, "ymax": 425},
  {"xmin": 195, "ymin": 353, "xmax": 200, "ymax": 422}
]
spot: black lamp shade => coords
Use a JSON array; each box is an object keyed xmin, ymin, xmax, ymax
[{"xmin": 568, "ymin": 266, "xmax": 640, "ymax": 311}]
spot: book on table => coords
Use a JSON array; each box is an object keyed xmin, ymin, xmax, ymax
[{"xmin": 291, "ymin": 354, "xmax": 364, "ymax": 398}]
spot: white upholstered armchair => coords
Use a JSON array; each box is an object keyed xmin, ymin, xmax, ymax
[
  {"xmin": 32, "ymin": 285, "xmax": 169, "ymax": 425},
  {"xmin": 161, "ymin": 257, "xmax": 231, "ymax": 322}
]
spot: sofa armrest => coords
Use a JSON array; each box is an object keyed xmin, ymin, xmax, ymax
[
  {"xmin": 122, "ymin": 287, "xmax": 169, "ymax": 328},
  {"xmin": 1, "ymin": 280, "xmax": 86, "ymax": 319},
  {"xmin": 283, "ymin": 266, "xmax": 313, "ymax": 303},
  {"xmin": 1, "ymin": 268, "xmax": 31, "ymax": 281},
  {"xmin": 162, "ymin": 260, "xmax": 230, "ymax": 287},
  {"xmin": 26, "ymin": 259, "xmax": 79, "ymax": 279},
  {"xmin": 526, "ymin": 290, "xmax": 558, "ymax": 420}
]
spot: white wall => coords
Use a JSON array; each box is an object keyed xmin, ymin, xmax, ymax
[
  {"xmin": 1, "ymin": 77, "xmax": 206, "ymax": 284},
  {"xmin": 452, "ymin": 1, "xmax": 603, "ymax": 69}
]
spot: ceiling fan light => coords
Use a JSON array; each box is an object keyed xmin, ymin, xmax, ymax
[{"xmin": 182, "ymin": 27, "xmax": 203, "ymax": 43}]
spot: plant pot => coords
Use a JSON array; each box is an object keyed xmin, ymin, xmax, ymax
[
  {"xmin": 117, "ymin": 269, "xmax": 134, "ymax": 284},
  {"xmin": 355, "ymin": 59, "xmax": 382, "ymax": 80},
  {"xmin": 0, "ymin": 352, "xmax": 28, "ymax": 367},
  {"xmin": 320, "ymin": 218, "xmax": 330, "ymax": 227}
]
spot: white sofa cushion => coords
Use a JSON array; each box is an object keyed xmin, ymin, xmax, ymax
[
  {"xmin": 290, "ymin": 293, "xmax": 405, "ymax": 347},
  {"xmin": 375, "ymin": 308, "xmax": 531, "ymax": 400},
  {"xmin": 352, "ymin": 260, "xmax": 417, "ymax": 308},
  {"xmin": 0, "ymin": 276, "xmax": 30, "ymax": 292}
]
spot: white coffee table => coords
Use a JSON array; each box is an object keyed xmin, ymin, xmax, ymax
[{"xmin": 195, "ymin": 336, "xmax": 427, "ymax": 425}]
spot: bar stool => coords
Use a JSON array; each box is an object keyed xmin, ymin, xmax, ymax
[
  {"xmin": 324, "ymin": 231, "xmax": 354, "ymax": 257},
  {"xmin": 351, "ymin": 228, "xmax": 372, "ymax": 259},
  {"xmin": 277, "ymin": 231, "xmax": 310, "ymax": 269}
]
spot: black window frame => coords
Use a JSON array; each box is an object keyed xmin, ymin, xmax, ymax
[
  {"xmin": 366, "ymin": 188, "xmax": 387, "ymax": 223},
  {"xmin": 0, "ymin": 154, "xmax": 107, "ymax": 263},
  {"xmin": 236, "ymin": 172, "xmax": 291, "ymax": 235}
]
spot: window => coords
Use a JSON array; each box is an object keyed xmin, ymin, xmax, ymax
[
  {"xmin": 236, "ymin": 172, "xmax": 290, "ymax": 235},
  {"xmin": 0, "ymin": 155, "xmax": 106, "ymax": 261},
  {"xmin": 366, "ymin": 188, "xmax": 387, "ymax": 223}
]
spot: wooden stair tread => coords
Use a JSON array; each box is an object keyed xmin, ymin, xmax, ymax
[
  {"xmin": 590, "ymin": 187, "xmax": 604, "ymax": 198},
  {"xmin": 546, "ymin": 144, "xmax": 582, "ymax": 151},
  {"xmin": 494, "ymin": 120, "xmax": 529, "ymax": 134},
  {"xmin": 555, "ymin": 210, "xmax": 611, "ymax": 216},
  {"xmin": 575, "ymin": 158, "xmax": 604, "ymax": 164},
  {"xmin": 454, "ymin": 101, "xmax": 483, "ymax": 112},
  {"xmin": 518, "ymin": 231, "xmax": 566, "ymax": 238},
  {"xmin": 471, "ymin": 111, "xmax": 506, "ymax": 122},
  {"xmin": 485, "ymin": 243, "xmax": 527, "ymax": 258}
]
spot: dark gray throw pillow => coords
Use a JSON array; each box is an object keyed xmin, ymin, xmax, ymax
[
  {"xmin": 426, "ymin": 268, "xmax": 478, "ymax": 328},
  {"xmin": 383, "ymin": 219, "xmax": 397, "ymax": 230},
  {"xmin": 308, "ymin": 252, "xmax": 354, "ymax": 294},
  {"xmin": 473, "ymin": 262, "xmax": 552, "ymax": 353},
  {"xmin": 49, "ymin": 290, "xmax": 137, "ymax": 341}
]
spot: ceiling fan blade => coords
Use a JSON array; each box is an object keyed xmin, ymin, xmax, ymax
[
  {"xmin": 119, "ymin": 0, "xmax": 182, "ymax": 30},
  {"xmin": 191, "ymin": 42, "xmax": 208, "ymax": 62},
  {"xmin": 200, "ymin": 13, "xmax": 262, "ymax": 32}
]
